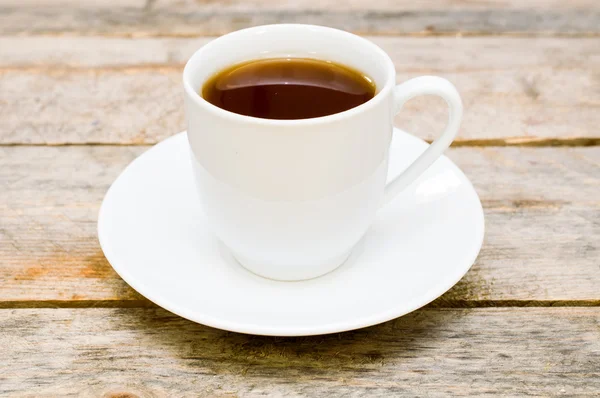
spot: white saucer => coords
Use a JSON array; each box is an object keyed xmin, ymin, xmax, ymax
[{"xmin": 98, "ymin": 129, "xmax": 484, "ymax": 336}]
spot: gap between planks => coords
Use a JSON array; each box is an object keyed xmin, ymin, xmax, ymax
[
  {"xmin": 2, "ymin": 299, "xmax": 599, "ymax": 309},
  {"xmin": 7, "ymin": 31, "xmax": 600, "ymax": 39},
  {"xmin": 1, "ymin": 139, "xmax": 599, "ymax": 148}
]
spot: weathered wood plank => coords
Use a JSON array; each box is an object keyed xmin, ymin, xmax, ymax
[
  {"xmin": 0, "ymin": 308, "xmax": 598, "ymax": 396},
  {"xmin": 0, "ymin": 146, "xmax": 598, "ymax": 305},
  {"xmin": 2, "ymin": 35, "xmax": 598, "ymax": 71},
  {"xmin": 1, "ymin": 0, "xmax": 599, "ymax": 36},
  {"xmin": 1, "ymin": 37, "xmax": 599, "ymax": 145}
]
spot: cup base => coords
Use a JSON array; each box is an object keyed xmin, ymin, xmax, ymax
[{"xmin": 230, "ymin": 249, "xmax": 353, "ymax": 282}]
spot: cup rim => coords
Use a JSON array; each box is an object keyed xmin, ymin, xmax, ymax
[{"xmin": 183, "ymin": 24, "xmax": 396, "ymax": 126}]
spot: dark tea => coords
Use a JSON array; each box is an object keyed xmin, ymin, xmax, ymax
[{"xmin": 201, "ymin": 58, "xmax": 376, "ymax": 120}]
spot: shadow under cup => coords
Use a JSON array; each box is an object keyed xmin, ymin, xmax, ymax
[{"xmin": 183, "ymin": 25, "xmax": 398, "ymax": 281}]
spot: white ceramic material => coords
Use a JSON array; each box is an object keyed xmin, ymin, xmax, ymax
[
  {"xmin": 98, "ymin": 130, "xmax": 484, "ymax": 337},
  {"xmin": 184, "ymin": 24, "xmax": 463, "ymax": 281}
]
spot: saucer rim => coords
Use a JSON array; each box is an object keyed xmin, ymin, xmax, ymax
[{"xmin": 98, "ymin": 130, "xmax": 485, "ymax": 336}]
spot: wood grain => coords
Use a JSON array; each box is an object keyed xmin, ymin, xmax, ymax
[
  {"xmin": 1, "ymin": 146, "xmax": 598, "ymax": 305},
  {"xmin": 0, "ymin": 308, "xmax": 598, "ymax": 396},
  {"xmin": 2, "ymin": 35, "xmax": 598, "ymax": 71},
  {"xmin": 1, "ymin": 37, "xmax": 599, "ymax": 145},
  {"xmin": 1, "ymin": 2, "xmax": 597, "ymax": 394},
  {"xmin": 1, "ymin": 0, "xmax": 599, "ymax": 36}
]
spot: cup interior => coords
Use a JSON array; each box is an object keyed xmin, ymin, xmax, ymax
[{"xmin": 183, "ymin": 24, "xmax": 395, "ymax": 107}]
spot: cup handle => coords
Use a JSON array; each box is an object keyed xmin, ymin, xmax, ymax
[{"xmin": 383, "ymin": 76, "xmax": 463, "ymax": 205}]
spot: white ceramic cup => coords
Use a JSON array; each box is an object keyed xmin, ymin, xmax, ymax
[{"xmin": 183, "ymin": 24, "xmax": 463, "ymax": 281}]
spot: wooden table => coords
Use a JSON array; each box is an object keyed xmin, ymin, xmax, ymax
[{"xmin": 1, "ymin": 1, "xmax": 599, "ymax": 396}]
